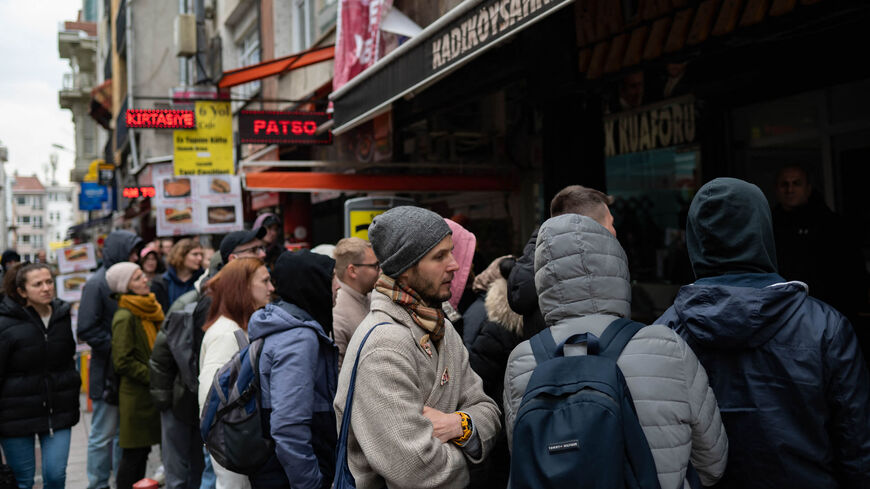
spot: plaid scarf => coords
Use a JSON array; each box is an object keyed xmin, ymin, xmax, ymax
[{"xmin": 376, "ymin": 275, "xmax": 445, "ymax": 344}]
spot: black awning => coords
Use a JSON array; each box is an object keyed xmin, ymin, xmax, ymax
[{"xmin": 331, "ymin": 0, "xmax": 574, "ymax": 134}]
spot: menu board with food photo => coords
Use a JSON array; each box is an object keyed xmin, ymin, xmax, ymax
[
  {"xmin": 57, "ymin": 272, "xmax": 92, "ymax": 302},
  {"xmin": 153, "ymin": 163, "xmax": 244, "ymax": 236},
  {"xmin": 57, "ymin": 243, "xmax": 98, "ymax": 274}
]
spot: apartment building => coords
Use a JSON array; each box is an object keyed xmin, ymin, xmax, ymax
[{"xmin": 11, "ymin": 176, "xmax": 48, "ymax": 262}]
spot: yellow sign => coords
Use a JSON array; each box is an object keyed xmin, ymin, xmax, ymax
[
  {"xmin": 83, "ymin": 159, "xmax": 104, "ymax": 182},
  {"xmin": 173, "ymin": 101, "xmax": 233, "ymax": 176},
  {"xmin": 348, "ymin": 210, "xmax": 387, "ymax": 240},
  {"xmin": 50, "ymin": 240, "xmax": 74, "ymax": 250}
]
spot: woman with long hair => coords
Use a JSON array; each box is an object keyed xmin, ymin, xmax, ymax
[
  {"xmin": 151, "ymin": 238, "xmax": 204, "ymax": 312},
  {"xmin": 0, "ymin": 263, "xmax": 80, "ymax": 489},
  {"xmin": 198, "ymin": 257, "xmax": 273, "ymax": 489},
  {"xmin": 105, "ymin": 262, "xmax": 164, "ymax": 489}
]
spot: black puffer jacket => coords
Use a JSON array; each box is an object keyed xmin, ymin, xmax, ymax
[
  {"xmin": 0, "ymin": 296, "xmax": 80, "ymax": 437},
  {"xmin": 506, "ymin": 228, "xmax": 545, "ymax": 341}
]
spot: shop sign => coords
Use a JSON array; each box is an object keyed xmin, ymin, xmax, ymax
[
  {"xmin": 173, "ymin": 101, "xmax": 233, "ymax": 176},
  {"xmin": 429, "ymin": 0, "xmax": 572, "ymax": 74},
  {"xmin": 238, "ymin": 111, "xmax": 332, "ymax": 145},
  {"xmin": 122, "ymin": 186, "xmax": 156, "ymax": 199},
  {"xmin": 152, "ymin": 163, "xmax": 243, "ymax": 236},
  {"xmin": 604, "ymin": 96, "xmax": 697, "ymax": 157},
  {"xmin": 126, "ymin": 109, "xmax": 196, "ymax": 129},
  {"xmin": 79, "ymin": 182, "xmax": 109, "ymax": 210}
]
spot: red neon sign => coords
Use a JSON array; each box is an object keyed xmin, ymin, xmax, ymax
[
  {"xmin": 126, "ymin": 109, "xmax": 195, "ymax": 129},
  {"xmin": 238, "ymin": 111, "xmax": 332, "ymax": 145},
  {"xmin": 123, "ymin": 186, "xmax": 156, "ymax": 198}
]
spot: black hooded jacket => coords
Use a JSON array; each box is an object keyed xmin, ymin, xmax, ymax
[
  {"xmin": 506, "ymin": 227, "xmax": 546, "ymax": 341},
  {"xmin": 76, "ymin": 231, "xmax": 143, "ymax": 400},
  {"xmin": 0, "ymin": 296, "xmax": 80, "ymax": 437},
  {"xmin": 657, "ymin": 178, "xmax": 870, "ymax": 489}
]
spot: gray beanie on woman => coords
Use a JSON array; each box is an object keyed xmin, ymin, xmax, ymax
[{"xmin": 368, "ymin": 206, "xmax": 452, "ymax": 278}]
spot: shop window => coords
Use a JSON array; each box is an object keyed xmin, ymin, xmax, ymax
[{"xmin": 606, "ymin": 146, "xmax": 700, "ymax": 287}]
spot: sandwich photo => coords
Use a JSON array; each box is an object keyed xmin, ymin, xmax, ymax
[
  {"xmin": 210, "ymin": 178, "xmax": 231, "ymax": 194},
  {"xmin": 165, "ymin": 207, "xmax": 193, "ymax": 223},
  {"xmin": 64, "ymin": 247, "xmax": 88, "ymax": 261},
  {"xmin": 207, "ymin": 206, "xmax": 236, "ymax": 224},
  {"xmin": 163, "ymin": 178, "xmax": 191, "ymax": 198},
  {"xmin": 64, "ymin": 276, "xmax": 88, "ymax": 291}
]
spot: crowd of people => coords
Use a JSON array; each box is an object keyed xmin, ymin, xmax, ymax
[{"xmin": 0, "ymin": 171, "xmax": 868, "ymax": 489}]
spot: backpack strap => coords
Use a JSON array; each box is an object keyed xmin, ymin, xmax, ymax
[
  {"xmin": 597, "ymin": 317, "xmax": 645, "ymax": 361},
  {"xmin": 530, "ymin": 328, "xmax": 558, "ymax": 364},
  {"xmin": 336, "ymin": 322, "xmax": 391, "ymax": 466},
  {"xmin": 233, "ymin": 329, "xmax": 249, "ymax": 350}
]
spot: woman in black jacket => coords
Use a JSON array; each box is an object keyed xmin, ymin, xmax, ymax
[{"xmin": 0, "ymin": 263, "xmax": 80, "ymax": 489}]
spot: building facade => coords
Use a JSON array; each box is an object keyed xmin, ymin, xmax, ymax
[{"xmin": 11, "ymin": 176, "xmax": 48, "ymax": 262}]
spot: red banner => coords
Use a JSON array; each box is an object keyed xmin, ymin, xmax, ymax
[{"xmin": 333, "ymin": 0, "xmax": 393, "ymax": 93}]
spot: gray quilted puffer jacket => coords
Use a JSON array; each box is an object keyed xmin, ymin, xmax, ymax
[{"xmin": 503, "ymin": 214, "xmax": 728, "ymax": 489}]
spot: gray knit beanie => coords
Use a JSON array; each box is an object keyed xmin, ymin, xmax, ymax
[
  {"xmin": 369, "ymin": 206, "xmax": 452, "ymax": 278},
  {"xmin": 105, "ymin": 262, "xmax": 140, "ymax": 294}
]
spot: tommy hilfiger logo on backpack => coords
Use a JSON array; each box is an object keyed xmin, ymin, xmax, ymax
[{"xmin": 547, "ymin": 440, "xmax": 579, "ymax": 454}]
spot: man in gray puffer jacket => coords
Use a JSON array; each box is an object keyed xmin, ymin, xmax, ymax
[{"xmin": 503, "ymin": 213, "xmax": 728, "ymax": 489}]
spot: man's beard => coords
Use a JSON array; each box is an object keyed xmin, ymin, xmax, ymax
[{"xmin": 403, "ymin": 270, "xmax": 451, "ymax": 307}]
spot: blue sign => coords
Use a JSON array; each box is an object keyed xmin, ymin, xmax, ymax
[{"xmin": 79, "ymin": 183, "xmax": 109, "ymax": 211}]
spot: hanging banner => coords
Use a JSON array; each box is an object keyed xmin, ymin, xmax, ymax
[
  {"xmin": 333, "ymin": 0, "xmax": 394, "ymax": 93},
  {"xmin": 79, "ymin": 182, "xmax": 109, "ymax": 211},
  {"xmin": 56, "ymin": 272, "xmax": 93, "ymax": 302},
  {"xmin": 173, "ymin": 101, "xmax": 233, "ymax": 176},
  {"xmin": 153, "ymin": 163, "xmax": 243, "ymax": 236},
  {"xmin": 57, "ymin": 244, "xmax": 98, "ymax": 274}
]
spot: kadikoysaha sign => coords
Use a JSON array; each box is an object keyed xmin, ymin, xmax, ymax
[
  {"xmin": 173, "ymin": 101, "xmax": 233, "ymax": 176},
  {"xmin": 604, "ymin": 96, "xmax": 697, "ymax": 157},
  {"xmin": 429, "ymin": 0, "xmax": 571, "ymax": 73}
]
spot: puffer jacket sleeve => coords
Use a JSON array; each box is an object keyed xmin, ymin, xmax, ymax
[
  {"xmin": 112, "ymin": 310, "xmax": 150, "ymax": 385},
  {"xmin": 266, "ymin": 328, "xmax": 325, "ymax": 489},
  {"xmin": 351, "ymin": 346, "xmax": 471, "ymax": 488},
  {"xmin": 679, "ymin": 334, "xmax": 728, "ymax": 485},
  {"xmin": 822, "ymin": 314, "xmax": 870, "ymax": 488},
  {"xmin": 507, "ymin": 228, "xmax": 538, "ymax": 316},
  {"xmin": 149, "ymin": 330, "xmax": 176, "ymax": 411}
]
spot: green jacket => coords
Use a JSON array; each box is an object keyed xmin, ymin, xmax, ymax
[{"xmin": 112, "ymin": 307, "xmax": 161, "ymax": 448}]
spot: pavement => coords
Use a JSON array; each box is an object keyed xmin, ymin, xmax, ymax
[{"xmin": 30, "ymin": 393, "xmax": 161, "ymax": 489}]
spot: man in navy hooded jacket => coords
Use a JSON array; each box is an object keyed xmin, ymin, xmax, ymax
[
  {"xmin": 247, "ymin": 250, "xmax": 339, "ymax": 489},
  {"xmin": 657, "ymin": 177, "xmax": 870, "ymax": 489}
]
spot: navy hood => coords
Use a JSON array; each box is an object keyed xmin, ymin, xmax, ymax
[
  {"xmin": 272, "ymin": 249, "xmax": 335, "ymax": 335},
  {"xmin": 248, "ymin": 300, "xmax": 328, "ymax": 341},
  {"xmin": 687, "ymin": 178, "xmax": 777, "ymax": 278},
  {"xmin": 102, "ymin": 230, "xmax": 143, "ymax": 269},
  {"xmin": 671, "ymin": 274, "xmax": 807, "ymax": 348}
]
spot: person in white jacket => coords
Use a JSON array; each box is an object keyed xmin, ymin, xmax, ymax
[
  {"xmin": 198, "ymin": 257, "xmax": 274, "ymax": 489},
  {"xmin": 503, "ymin": 213, "xmax": 729, "ymax": 489}
]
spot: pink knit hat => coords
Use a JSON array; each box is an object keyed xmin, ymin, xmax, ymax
[{"xmin": 444, "ymin": 219, "xmax": 476, "ymax": 309}]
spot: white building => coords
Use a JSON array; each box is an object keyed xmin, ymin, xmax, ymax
[
  {"xmin": 0, "ymin": 142, "xmax": 8, "ymax": 251},
  {"xmin": 46, "ymin": 185, "xmax": 80, "ymax": 262}
]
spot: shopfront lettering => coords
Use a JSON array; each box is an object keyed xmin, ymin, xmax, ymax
[
  {"xmin": 126, "ymin": 109, "xmax": 195, "ymax": 129},
  {"xmin": 604, "ymin": 97, "xmax": 696, "ymax": 157},
  {"xmin": 238, "ymin": 110, "xmax": 332, "ymax": 145},
  {"xmin": 431, "ymin": 0, "xmax": 556, "ymax": 72}
]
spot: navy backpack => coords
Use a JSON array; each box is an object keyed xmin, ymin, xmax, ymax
[{"xmin": 510, "ymin": 318, "xmax": 662, "ymax": 489}]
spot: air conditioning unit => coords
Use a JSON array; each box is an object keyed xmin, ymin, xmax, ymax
[{"xmin": 175, "ymin": 14, "xmax": 197, "ymax": 57}]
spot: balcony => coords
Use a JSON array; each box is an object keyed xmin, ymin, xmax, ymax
[
  {"xmin": 59, "ymin": 72, "xmax": 93, "ymax": 110},
  {"xmin": 116, "ymin": 0, "xmax": 127, "ymax": 58}
]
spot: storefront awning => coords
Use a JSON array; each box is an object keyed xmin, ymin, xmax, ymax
[
  {"xmin": 330, "ymin": 0, "xmax": 574, "ymax": 135},
  {"xmin": 243, "ymin": 172, "xmax": 516, "ymax": 193},
  {"xmin": 218, "ymin": 45, "xmax": 335, "ymax": 89}
]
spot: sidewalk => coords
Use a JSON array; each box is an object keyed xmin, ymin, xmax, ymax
[{"xmin": 61, "ymin": 394, "xmax": 160, "ymax": 489}]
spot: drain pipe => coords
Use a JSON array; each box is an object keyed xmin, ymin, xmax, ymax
[{"xmin": 126, "ymin": 0, "xmax": 140, "ymax": 173}]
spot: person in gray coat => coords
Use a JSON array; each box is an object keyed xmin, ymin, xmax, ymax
[
  {"xmin": 503, "ymin": 214, "xmax": 728, "ymax": 489},
  {"xmin": 77, "ymin": 230, "xmax": 143, "ymax": 489}
]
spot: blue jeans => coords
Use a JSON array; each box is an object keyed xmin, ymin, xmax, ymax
[
  {"xmin": 199, "ymin": 446, "xmax": 216, "ymax": 489},
  {"xmin": 0, "ymin": 429, "xmax": 72, "ymax": 489},
  {"xmin": 86, "ymin": 400, "xmax": 121, "ymax": 489}
]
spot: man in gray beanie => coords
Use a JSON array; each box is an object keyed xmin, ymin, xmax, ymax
[{"xmin": 334, "ymin": 206, "xmax": 501, "ymax": 489}]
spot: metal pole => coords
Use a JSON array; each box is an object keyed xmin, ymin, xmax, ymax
[{"xmin": 127, "ymin": 0, "xmax": 140, "ymax": 174}]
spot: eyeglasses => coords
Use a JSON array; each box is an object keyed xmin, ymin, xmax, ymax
[
  {"xmin": 233, "ymin": 245, "xmax": 266, "ymax": 256},
  {"xmin": 353, "ymin": 262, "xmax": 380, "ymax": 270}
]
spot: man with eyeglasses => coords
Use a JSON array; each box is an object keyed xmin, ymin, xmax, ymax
[{"xmin": 332, "ymin": 237, "xmax": 380, "ymax": 369}]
